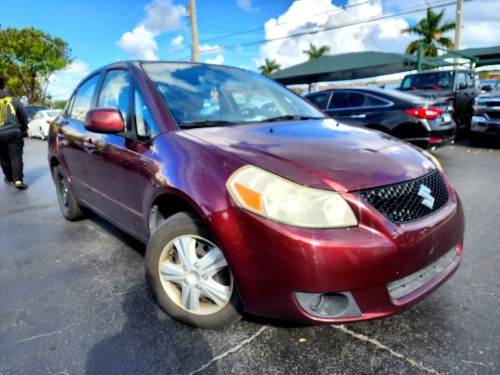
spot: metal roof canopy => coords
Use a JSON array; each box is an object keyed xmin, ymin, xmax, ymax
[
  {"xmin": 270, "ymin": 51, "xmax": 425, "ymax": 85},
  {"xmin": 440, "ymin": 45, "xmax": 500, "ymax": 67},
  {"xmin": 270, "ymin": 47, "xmax": 500, "ymax": 86}
]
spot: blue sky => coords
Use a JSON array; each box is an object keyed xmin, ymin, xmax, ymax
[{"xmin": 1, "ymin": 0, "xmax": 499, "ymax": 100}]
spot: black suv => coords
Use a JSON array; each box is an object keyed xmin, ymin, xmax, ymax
[{"xmin": 305, "ymin": 87, "xmax": 455, "ymax": 150}]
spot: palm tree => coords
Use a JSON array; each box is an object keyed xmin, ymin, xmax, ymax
[
  {"xmin": 401, "ymin": 8, "xmax": 455, "ymax": 56},
  {"xmin": 303, "ymin": 43, "xmax": 331, "ymax": 61},
  {"xmin": 259, "ymin": 58, "xmax": 281, "ymax": 76}
]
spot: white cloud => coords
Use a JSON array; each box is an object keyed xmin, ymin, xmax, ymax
[
  {"xmin": 237, "ymin": 0, "xmax": 252, "ymax": 11},
  {"xmin": 143, "ymin": 0, "xmax": 185, "ymax": 33},
  {"xmin": 117, "ymin": 0, "xmax": 185, "ymax": 59},
  {"xmin": 256, "ymin": 0, "xmax": 500, "ymax": 72},
  {"xmin": 118, "ymin": 25, "xmax": 158, "ymax": 60},
  {"xmin": 257, "ymin": 0, "xmax": 415, "ymax": 69},
  {"xmin": 199, "ymin": 44, "xmax": 224, "ymax": 54},
  {"xmin": 171, "ymin": 35, "xmax": 184, "ymax": 48},
  {"xmin": 47, "ymin": 60, "xmax": 90, "ymax": 101},
  {"xmin": 205, "ymin": 54, "xmax": 225, "ymax": 65}
]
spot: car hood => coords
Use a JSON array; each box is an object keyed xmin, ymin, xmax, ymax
[
  {"xmin": 185, "ymin": 119, "xmax": 436, "ymax": 192},
  {"xmin": 477, "ymin": 90, "xmax": 500, "ymax": 99}
]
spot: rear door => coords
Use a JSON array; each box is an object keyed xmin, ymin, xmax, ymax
[{"xmin": 58, "ymin": 74, "xmax": 101, "ymax": 203}]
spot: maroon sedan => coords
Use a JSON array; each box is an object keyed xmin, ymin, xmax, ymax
[{"xmin": 48, "ymin": 61, "xmax": 464, "ymax": 328}]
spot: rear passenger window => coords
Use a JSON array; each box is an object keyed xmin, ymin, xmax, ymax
[
  {"xmin": 330, "ymin": 92, "xmax": 366, "ymax": 109},
  {"xmin": 68, "ymin": 74, "xmax": 101, "ymax": 122},
  {"xmin": 364, "ymin": 95, "xmax": 388, "ymax": 106}
]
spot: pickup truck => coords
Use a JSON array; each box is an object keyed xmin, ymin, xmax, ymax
[
  {"xmin": 400, "ymin": 69, "xmax": 480, "ymax": 128},
  {"xmin": 471, "ymin": 80, "xmax": 500, "ymax": 139}
]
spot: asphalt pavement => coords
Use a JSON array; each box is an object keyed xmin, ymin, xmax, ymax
[{"xmin": 1, "ymin": 136, "xmax": 499, "ymax": 375}]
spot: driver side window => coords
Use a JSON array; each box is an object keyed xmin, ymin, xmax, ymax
[
  {"xmin": 98, "ymin": 69, "xmax": 131, "ymax": 130},
  {"xmin": 456, "ymin": 73, "xmax": 466, "ymax": 89}
]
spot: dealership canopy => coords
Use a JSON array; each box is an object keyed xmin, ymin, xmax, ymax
[
  {"xmin": 269, "ymin": 51, "xmax": 425, "ymax": 85},
  {"xmin": 270, "ymin": 47, "xmax": 500, "ymax": 85}
]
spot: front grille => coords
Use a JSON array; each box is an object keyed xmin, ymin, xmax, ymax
[
  {"xmin": 358, "ymin": 169, "xmax": 449, "ymax": 223},
  {"xmin": 486, "ymin": 111, "xmax": 500, "ymax": 119}
]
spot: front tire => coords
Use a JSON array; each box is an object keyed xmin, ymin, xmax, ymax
[
  {"xmin": 53, "ymin": 166, "xmax": 85, "ymax": 221},
  {"xmin": 145, "ymin": 211, "xmax": 242, "ymax": 329}
]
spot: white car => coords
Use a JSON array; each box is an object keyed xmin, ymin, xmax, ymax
[{"xmin": 27, "ymin": 109, "xmax": 62, "ymax": 140}]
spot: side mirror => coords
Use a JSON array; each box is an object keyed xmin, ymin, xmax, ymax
[
  {"xmin": 481, "ymin": 85, "xmax": 492, "ymax": 92},
  {"xmin": 457, "ymin": 82, "xmax": 467, "ymax": 90},
  {"xmin": 84, "ymin": 107, "xmax": 125, "ymax": 133}
]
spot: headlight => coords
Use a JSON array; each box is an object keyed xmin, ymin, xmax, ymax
[
  {"xmin": 226, "ymin": 165, "xmax": 358, "ymax": 228},
  {"xmin": 421, "ymin": 149, "xmax": 443, "ymax": 172}
]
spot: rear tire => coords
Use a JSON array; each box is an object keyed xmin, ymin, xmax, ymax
[
  {"xmin": 145, "ymin": 211, "xmax": 242, "ymax": 328},
  {"xmin": 53, "ymin": 166, "xmax": 85, "ymax": 221}
]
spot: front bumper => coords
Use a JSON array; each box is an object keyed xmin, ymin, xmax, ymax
[
  {"xmin": 207, "ymin": 187, "xmax": 465, "ymax": 324},
  {"xmin": 406, "ymin": 127, "xmax": 456, "ymax": 150},
  {"xmin": 471, "ymin": 115, "xmax": 500, "ymax": 135}
]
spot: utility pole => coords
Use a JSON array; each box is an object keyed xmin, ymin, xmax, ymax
[
  {"xmin": 187, "ymin": 0, "xmax": 200, "ymax": 63},
  {"xmin": 454, "ymin": 0, "xmax": 463, "ymax": 66}
]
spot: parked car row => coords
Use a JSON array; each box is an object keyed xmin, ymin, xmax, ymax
[
  {"xmin": 305, "ymin": 86, "xmax": 456, "ymax": 150},
  {"xmin": 48, "ymin": 61, "xmax": 464, "ymax": 329},
  {"xmin": 27, "ymin": 109, "xmax": 62, "ymax": 140}
]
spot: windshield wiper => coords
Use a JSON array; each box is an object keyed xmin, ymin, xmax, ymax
[
  {"xmin": 261, "ymin": 115, "xmax": 325, "ymax": 123},
  {"xmin": 179, "ymin": 120, "xmax": 235, "ymax": 129}
]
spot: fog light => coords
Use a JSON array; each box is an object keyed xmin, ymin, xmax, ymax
[{"xmin": 295, "ymin": 292, "xmax": 362, "ymax": 318}]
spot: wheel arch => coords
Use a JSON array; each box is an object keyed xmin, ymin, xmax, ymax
[
  {"xmin": 391, "ymin": 121, "xmax": 428, "ymax": 139},
  {"xmin": 147, "ymin": 192, "xmax": 204, "ymax": 237}
]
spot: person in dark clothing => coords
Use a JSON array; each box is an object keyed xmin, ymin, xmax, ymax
[{"xmin": 0, "ymin": 76, "xmax": 29, "ymax": 189}]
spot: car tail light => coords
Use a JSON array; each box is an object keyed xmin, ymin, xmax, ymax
[
  {"xmin": 46, "ymin": 120, "xmax": 52, "ymax": 124},
  {"xmin": 405, "ymin": 107, "xmax": 444, "ymax": 120},
  {"xmin": 429, "ymin": 137, "xmax": 444, "ymax": 144}
]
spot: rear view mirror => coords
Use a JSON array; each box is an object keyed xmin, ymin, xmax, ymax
[{"xmin": 84, "ymin": 108, "xmax": 125, "ymax": 133}]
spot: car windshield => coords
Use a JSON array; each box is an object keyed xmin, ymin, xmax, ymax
[
  {"xmin": 26, "ymin": 106, "xmax": 49, "ymax": 116},
  {"xmin": 400, "ymin": 71, "xmax": 453, "ymax": 91},
  {"xmin": 141, "ymin": 62, "xmax": 325, "ymax": 128}
]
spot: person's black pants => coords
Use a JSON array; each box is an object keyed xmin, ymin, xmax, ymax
[{"xmin": 0, "ymin": 132, "xmax": 24, "ymax": 182}]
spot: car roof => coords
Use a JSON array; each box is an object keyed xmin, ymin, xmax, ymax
[{"xmin": 306, "ymin": 86, "xmax": 432, "ymax": 104}]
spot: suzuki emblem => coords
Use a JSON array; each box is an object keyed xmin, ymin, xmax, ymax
[{"xmin": 418, "ymin": 184, "xmax": 435, "ymax": 209}]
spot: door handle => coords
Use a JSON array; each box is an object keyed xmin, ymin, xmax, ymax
[
  {"xmin": 84, "ymin": 139, "xmax": 95, "ymax": 152},
  {"xmin": 350, "ymin": 114, "xmax": 366, "ymax": 118}
]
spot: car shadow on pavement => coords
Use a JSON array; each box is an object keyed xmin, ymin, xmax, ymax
[
  {"xmin": 24, "ymin": 165, "xmax": 52, "ymax": 186},
  {"xmin": 85, "ymin": 282, "xmax": 218, "ymax": 375},
  {"xmin": 454, "ymin": 131, "xmax": 500, "ymax": 149}
]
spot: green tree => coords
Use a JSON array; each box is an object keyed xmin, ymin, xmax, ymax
[
  {"xmin": 0, "ymin": 26, "xmax": 71, "ymax": 104},
  {"xmin": 259, "ymin": 58, "xmax": 281, "ymax": 76},
  {"xmin": 303, "ymin": 43, "xmax": 331, "ymax": 61},
  {"xmin": 53, "ymin": 100, "xmax": 68, "ymax": 109},
  {"xmin": 401, "ymin": 8, "xmax": 455, "ymax": 56}
]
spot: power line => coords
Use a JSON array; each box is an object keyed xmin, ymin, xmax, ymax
[{"xmin": 182, "ymin": 0, "xmax": 473, "ymax": 57}]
